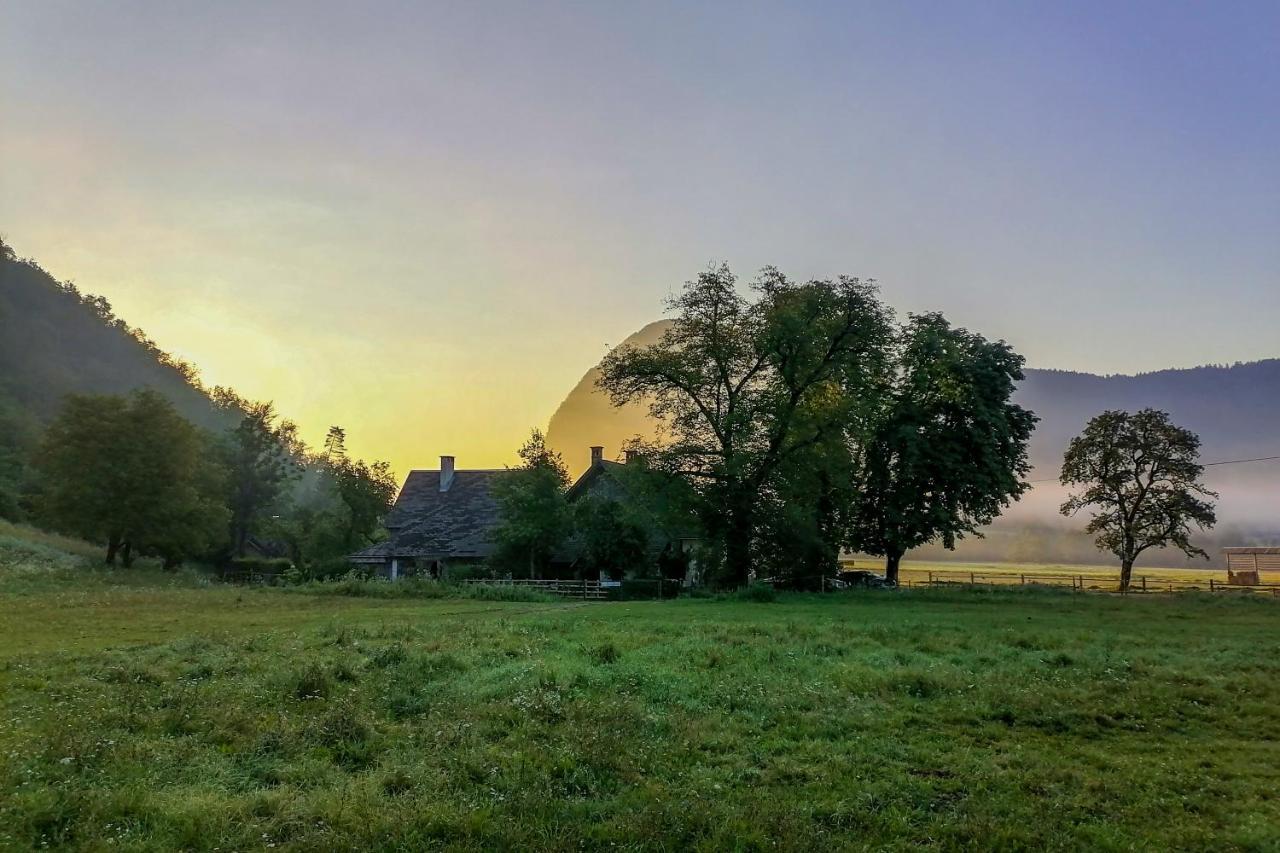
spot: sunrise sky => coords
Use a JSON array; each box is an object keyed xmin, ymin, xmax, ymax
[{"xmin": 3, "ymin": 1, "xmax": 1278, "ymax": 476}]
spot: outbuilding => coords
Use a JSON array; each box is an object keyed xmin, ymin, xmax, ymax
[{"xmin": 1223, "ymin": 547, "xmax": 1280, "ymax": 585}]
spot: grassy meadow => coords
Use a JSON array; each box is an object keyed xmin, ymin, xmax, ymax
[{"xmin": 3, "ymin": 530, "xmax": 1280, "ymax": 850}]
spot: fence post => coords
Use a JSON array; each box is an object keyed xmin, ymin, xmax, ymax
[
  {"xmin": 1020, "ymin": 574, "xmax": 1025, "ymax": 585},
  {"xmin": 970, "ymin": 572, "xmax": 975, "ymax": 585},
  {"xmin": 928, "ymin": 571, "xmax": 933, "ymax": 586},
  {"xmin": 1210, "ymin": 578, "xmax": 1215, "ymax": 592},
  {"xmin": 1142, "ymin": 576, "xmax": 1148, "ymax": 593}
]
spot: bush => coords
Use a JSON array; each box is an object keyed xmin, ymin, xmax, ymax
[
  {"xmin": 223, "ymin": 557, "xmax": 293, "ymax": 579},
  {"xmin": 302, "ymin": 556, "xmax": 361, "ymax": 581},
  {"xmin": 729, "ymin": 583, "xmax": 778, "ymax": 603},
  {"xmin": 290, "ymin": 573, "xmax": 557, "ymax": 603}
]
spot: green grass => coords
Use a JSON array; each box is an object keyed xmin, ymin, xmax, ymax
[{"xmin": 3, "ymin": 547, "xmax": 1280, "ymax": 849}]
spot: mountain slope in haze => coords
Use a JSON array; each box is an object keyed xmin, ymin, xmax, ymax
[
  {"xmin": 545, "ymin": 320, "xmax": 1280, "ymax": 531},
  {"xmin": 0, "ymin": 241, "xmax": 232, "ymax": 431}
]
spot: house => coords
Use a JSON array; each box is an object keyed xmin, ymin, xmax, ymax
[
  {"xmin": 349, "ymin": 455, "xmax": 502, "ymax": 579},
  {"xmin": 351, "ymin": 447, "xmax": 700, "ymax": 581}
]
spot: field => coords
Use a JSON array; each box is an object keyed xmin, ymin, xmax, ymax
[
  {"xmin": 4, "ymin": 534, "xmax": 1280, "ymax": 849},
  {"xmin": 888, "ymin": 559, "xmax": 1273, "ymax": 592}
]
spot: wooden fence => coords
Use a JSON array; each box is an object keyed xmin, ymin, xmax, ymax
[
  {"xmin": 461, "ymin": 578, "xmax": 612, "ymax": 600},
  {"xmin": 902, "ymin": 569, "xmax": 1280, "ymax": 596}
]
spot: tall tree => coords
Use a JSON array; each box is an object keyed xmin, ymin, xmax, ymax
[
  {"xmin": 224, "ymin": 402, "xmax": 300, "ymax": 557},
  {"xmin": 323, "ymin": 425, "xmax": 348, "ymax": 460},
  {"xmin": 847, "ymin": 314, "xmax": 1037, "ymax": 584},
  {"xmin": 571, "ymin": 495, "xmax": 650, "ymax": 581},
  {"xmin": 333, "ymin": 456, "xmax": 398, "ymax": 552},
  {"xmin": 1060, "ymin": 409, "xmax": 1217, "ymax": 591},
  {"xmin": 599, "ymin": 265, "xmax": 894, "ymax": 587},
  {"xmin": 491, "ymin": 429, "xmax": 571, "ymax": 579},
  {"xmin": 35, "ymin": 390, "xmax": 228, "ymax": 565}
]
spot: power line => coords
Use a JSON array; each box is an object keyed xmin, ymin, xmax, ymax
[{"xmin": 1030, "ymin": 454, "xmax": 1280, "ymax": 484}]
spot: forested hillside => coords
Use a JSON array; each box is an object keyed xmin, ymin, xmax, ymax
[
  {"xmin": 0, "ymin": 238, "xmax": 235, "ymax": 516},
  {"xmin": 0, "ymin": 239, "xmax": 230, "ymax": 428}
]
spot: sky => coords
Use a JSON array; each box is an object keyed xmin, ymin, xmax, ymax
[{"xmin": 2, "ymin": 1, "xmax": 1278, "ymax": 476}]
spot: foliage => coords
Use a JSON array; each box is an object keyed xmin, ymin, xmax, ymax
[
  {"xmin": 222, "ymin": 402, "xmax": 301, "ymax": 557},
  {"xmin": 332, "ymin": 455, "xmax": 398, "ymax": 551},
  {"xmin": 3, "ymin": 563, "xmax": 1279, "ymax": 849},
  {"xmin": 848, "ymin": 314, "xmax": 1037, "ymax": 583},
  {"xmin": 570, "ymin": 496, "xmax": 650, "ymax": 580},
  {"xmin": 1060, "ymin": 408, "xmax": 1217, "ymax": 591},
  {"xmin": 491, "ymin": 429, "xmax": 571, "ymax": 578},
  {"xmin": 294, "ymin": 573, "xmax": 557, "ymax": 602},
  {"xmin": 0, "ymin": 389, "xmax": 38, "ymax": 520},
  {"xmin": 33, "ymin": 390, "xmax": 229, "ymax": 566},
  {"xmin": 599, "ymin": 265, "xmax": 895, "ymax": 586}
]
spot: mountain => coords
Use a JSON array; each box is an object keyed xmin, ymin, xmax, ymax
[
  {"xmin": 545, "ymin": 320, "xmax": 1280, "ymax": 562},
  {"xmin": 0, "ymin": 243, "xmax": 230, "ymax": 430},
  {"xmin": 0, "ymin": 240, "xmax": 237, "ymax": 515}
]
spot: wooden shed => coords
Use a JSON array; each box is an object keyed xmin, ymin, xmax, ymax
[{"xmin": 1223, "ymin": 547, "xmax": 1280, "ymax": 585}]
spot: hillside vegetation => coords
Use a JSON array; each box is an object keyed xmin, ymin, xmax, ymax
[{"xmin": 0, "ymin": 239, "xmax": 237, "ymax": 516}]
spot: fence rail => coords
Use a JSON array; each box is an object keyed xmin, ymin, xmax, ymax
[
  {"xmin": 461, "ymin": 578, "xmax": 611, "ymax": 600},
  {"xmin": 900, "ymin": 569, "xmax": 1280, "ymax": 596}
]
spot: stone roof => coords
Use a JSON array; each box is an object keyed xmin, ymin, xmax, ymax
[{"xmin": 352, "ymin": 469, "xmax": 504, "ymax": 561}]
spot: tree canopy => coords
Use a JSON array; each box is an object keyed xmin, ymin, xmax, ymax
[
  {"xmin": 491, "ymin": 429, "xmax": 572, "ymax": 579},
  {"xmin": 848, "ymin": 314, "xmax": 1037, "ymax": 584},
  {"xmin": 599, "ymin": 265, "xmax": 895, "ymax": 586},
  {"xmin": 34, "ymin": 390, "xmax": 228, "ymax": 566},
  {"xmin": 1060, "ymin": 409, "xmax": 1217, "ymax": 591}
]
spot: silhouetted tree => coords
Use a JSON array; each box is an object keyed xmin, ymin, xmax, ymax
[
  {"xmin": 571, "ymin": 496, "xmax": 649, "ymax": 581},
  {"xmin": 333, "ymin": 456, "xmax": 398, "ymax": 551},
  {"xmin": 224, "ymin": 402, "xmax": 300, "ymax": 557},
  {"xmin": 1060, "ymin": 409, "xmax": 1217, "ymax": 591},
  {"xmin": 847, "ymin": 314, "xmax": 1037, "ymax": 584},
  {"xmin": 492, "ymin": 429, "xmax": 571, "ymax": 579},
  {"xmin": 323, "ymin": 425, "xmax": 348, "ymax": 460},
  {"xmin": 599, "ymin": 265, "xmax": 894, "ymax": 587}
]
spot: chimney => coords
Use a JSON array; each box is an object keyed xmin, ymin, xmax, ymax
[
  {"xmin": 624, "ymin": 449, "xmax": 639, "ymax": 465},
  {"xmin": 590, "ymin": 446, "xmax": 603, "ymax": 467},
  {"xmin": 439, "ymin": 455, "xmax": 455, "ymax": 492}
]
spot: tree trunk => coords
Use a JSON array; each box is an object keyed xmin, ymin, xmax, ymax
[
  {"xmin": 723, "ymin": 504, "xmax": 754, "ymax": 588},
  {"xmin": 105, "ymin": 533, "xmax": 122, "ymax": 565},
  {"xmin": 1119, "ymin": 558, "xmax": 1134, "ymax": 593},
  {"xmin": 120, "ymin": 541, "xmax": 134, "ymax": 568},
  {"xmin": 885, "ymin": 550, "xmax": 903, "ymax": 586}
]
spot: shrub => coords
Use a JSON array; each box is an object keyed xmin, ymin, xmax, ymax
[{"xmin": 730, "ymin": 583, "xmax": 778, "ymax": 603}]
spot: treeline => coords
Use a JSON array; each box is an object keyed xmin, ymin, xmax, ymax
[
  {"xmin": 0, "ymin": 236, "xmax": 397, "ymax": 572},
  {"xmin": 22, "ymin": 388, "xmax": 396, "ymax": 572},
  {"xmin": 498, "ymin": 265, "xmax": 1039, "ymax": 588}
]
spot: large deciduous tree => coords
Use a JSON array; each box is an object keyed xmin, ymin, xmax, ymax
[
  {"xmin": 1060, "ymin": 409, "xmax": 1216, "ymax": 592},
  {"xmin": 599, "ymin": 265, "xmax": 894, "ymax": 587},
  {"xmin": 492, "ymin": 429, "xmax": 572, "ymax": 579},
  {"xmin": 35, "ymin": 390, "xmax": 228, "ymax": 566},
  {"xmin": 846, "ymin": 314, "xmax": 1037, "ymax": 584}
]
